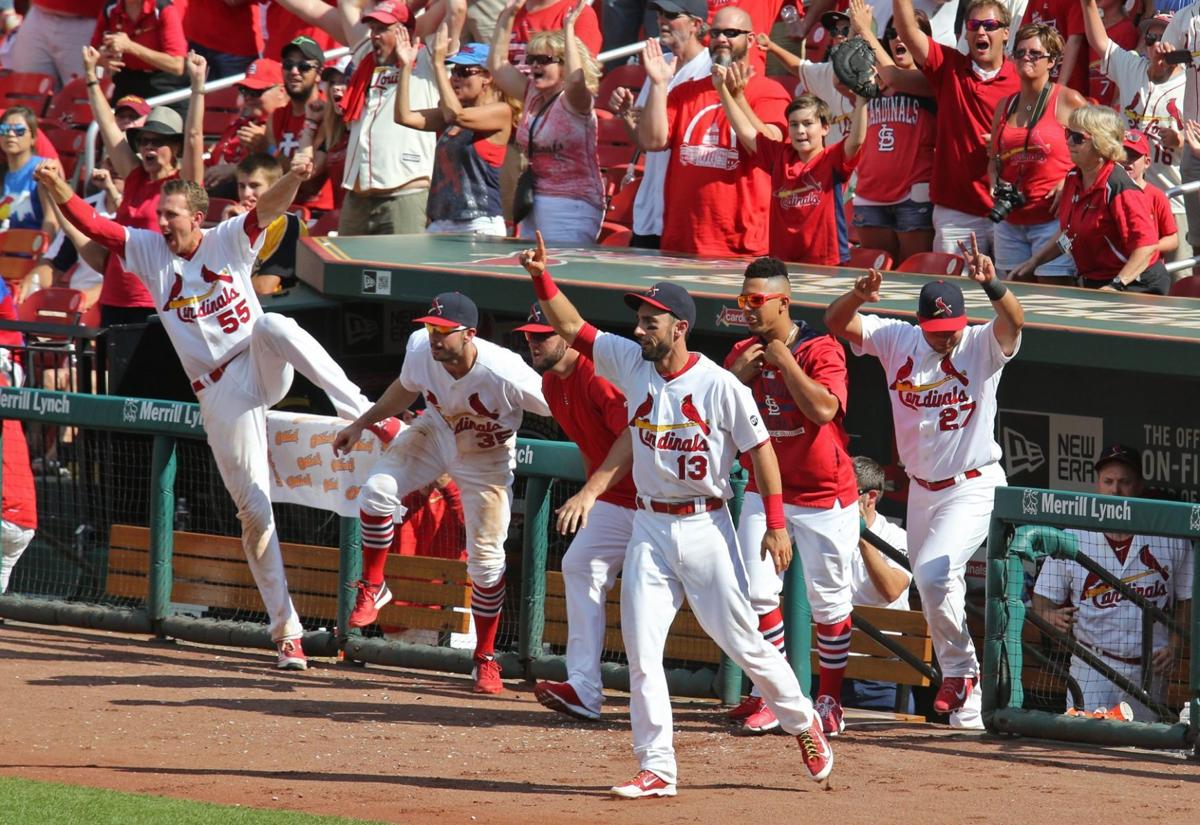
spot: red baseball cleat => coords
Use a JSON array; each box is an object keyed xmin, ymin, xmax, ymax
[
  {"xmin": 933, "ymin": 676, "xmax": 976, "ymax": 714},
  {"xmin": 347, "ymin": 580, "xmax": 392, "ymax": 628},
  {"xmin": 473, "ymin": 656, "xmax": 503, "ymax": 694},
  {"xmin": 276, "ymin": 638, "xmax": 307, "ymax": 671},
  {"xmin": 610, "ymin": 770, "xmax": 677, "ymax": 799},
  {"xmin": 815, "ymin": 694, "xmax": 845, "ymax": 737},
  {"xmin": 534, "ymin": 680, "xmax": 600, "ymax": 720},
  {"xmin": 796, "ymin": 719, "xmax": 834, "ymax": 782},
  {"xmin": 727, "ymin": 694, "xmax": 766, "ymax": 721},
  {"xmin": 367, "ymin": 416, "xmax": 402, "ymax": 445},
  {"xmin": 736, "ymin": 703, "xmax": 780, "ymax": 735}
]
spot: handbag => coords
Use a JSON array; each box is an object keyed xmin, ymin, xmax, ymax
[{"xmin": 513, "ymin": 90, "xmax": 563, "ymax": 227}]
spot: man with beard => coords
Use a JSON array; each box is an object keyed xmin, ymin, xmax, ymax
[
  {"xmin": 35, "ymin": 156, "xmax": 402, "ymax": 671},
  {"xmin": 333, "ymin": 292, "xmax": 550, "ymax": 695},
  {"xmin": 609, "ymin": 0, "xmax": 711, "ymax": 250},
  {"xmin": 520, "ymin": 233, "xmax": 833, "ymax": 797},
  {"xmin": 269, "ymin": 36, "xmax": 335, "ymax": 212},
  {"xmin": 638, "ymin": 4, "xmax": 790, "ymax": 257},
  {"xmin": 513, "ymin": 299, "xmax": 637, "ymax": 722}
]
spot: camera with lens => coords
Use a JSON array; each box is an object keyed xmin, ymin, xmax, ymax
[{"xmin": 988, "ymin": 180, "xmax": 1026, "ymax": 223}]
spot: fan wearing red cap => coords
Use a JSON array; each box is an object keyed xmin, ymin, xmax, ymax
[
  {"xmin": 204, "ymin": 60, "xmax": 288, "ymax": 198},
  {"xmin": 514, "ymin": 302, "xmax": 639, "ymax": 723},
  {"xmin": 1121, "ymin": 129, "xmax": 1179, "ymax": 258},
  {"xmin": 824, "ymin": 235, "xmax": 1024, "ymax": 725},
  {"xmin": 333, "ymin": 291, "xmax": 551, "ymax": 696},
  {"xmin": 519, "ymin": 232, "xmax": 835, "ymax": 796}
]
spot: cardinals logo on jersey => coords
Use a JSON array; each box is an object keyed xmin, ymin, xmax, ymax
[
  {"xmin": 1080, "ymin": 545, "xmax": 1170, "ymax": 608},
  {"xmin": 629, "ymin": 391, "xmax": 710, "ymax": 451},
  {"xmin": 888, "ymin": 356, "xmax": 970, "ymax": 412},
  {"xmin": 164, "ymin": 264, "xmax": 237, "ymax": 311},
  {"xmin": 1167, "ymin": 98, "xmax": 1184, "ymax": 130},
  {"xmin": 775, "ymin": 174, "xmax": 822, "ymax": 210},
  {"xmin": 468, "ymin": 393, "xmax": 501, "ymax": 420}
]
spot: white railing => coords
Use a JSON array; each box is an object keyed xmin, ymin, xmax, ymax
[{"xmin": 1164, "ymin": 181, "xmax": 1200, "ymax": 274}]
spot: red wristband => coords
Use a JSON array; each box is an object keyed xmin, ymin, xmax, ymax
[
  {"xmin": 764, "ymin": 493, "xmax": 785, "ymax": 530},
  {"xmin": 532, "ymin": 270, "xmax": 559, "ymax": 301}
]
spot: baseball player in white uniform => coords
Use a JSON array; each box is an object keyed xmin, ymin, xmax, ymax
[
  {"xmin": 333, "ymin": 291, "xmax": 551, "ymax": 696},
  {"xmin": 824, "ymin": 233, "xmax": 1024, "ymax": 718},
  {"xmin": 1032, "ymin": 444, "xmax": 1193, "ymax": 722},
  {"xmin": 520, "ymin": 232, "xmax": 833, "ymax": 798},
  {"xmin": 852, "ymin": 455, "xmax": 912, "ymax": 613},
  {"xmin": 37, "ymin": 158, "xmax": 400, "ymax": 671},
  {"xmin": 514, "ymin": 302, "xmax": 638, "ymax": 721}
]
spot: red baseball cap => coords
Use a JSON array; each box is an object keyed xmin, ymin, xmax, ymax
[
  {"xmin": 1123, "ymin": 129, "xmax": 1150, "ymax": 158},
  {"xmin": 114, "ymin": 95, "xmax": 151, "ymax": 118},
  {"xmin": 363, "ymin": 0, "xmax": 411, "ymax": 26},
  {"xmin": 239, "ymin": 58, "xmax": 284, "ymax": 90},
  {"xmin": 514, "ymin": 302, "xmax": 554, "ymax": 334}
]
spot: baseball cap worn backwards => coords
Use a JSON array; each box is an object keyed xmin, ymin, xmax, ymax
[
  {"xmin": 413, "ymin": 292, "xmax": 479, "ymax": 329},
  {"xmin": 624, "ymin": 282, "xmax": 696, "ymax": 330},
  {"xmin": 916, "ymin": 280, "xmax": 967, "ymax": 332},
  {"xmin": 1095, "ymin": 443, "xmax": 1142, "ymax": 473},
  {"xmin": 514, "ymin": 302, "xmax": 554, "ymax": 334}
]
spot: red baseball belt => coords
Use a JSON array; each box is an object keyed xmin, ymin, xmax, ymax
[
  {"xmin": 911, "ymin": 468, "xmax": 983, "ymax": 492},
  {"xmin": 1080, "ymin": 642, "xmax": 1143, "ymax": 666},
  {"xmin": 636, "ymin": 496, "xmax": 724, "ymax": 516},
  {"xmin": 191, "ymin": 352, "xmax": 242, "ymax": 395}
]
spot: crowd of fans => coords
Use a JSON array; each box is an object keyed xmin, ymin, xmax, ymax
[{"xmin": 0, "ymin": 0, "xmax": 1193, "ymax": 310}]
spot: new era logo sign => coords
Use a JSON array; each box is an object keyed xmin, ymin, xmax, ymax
[{"xmin": 361, "ymin": 269, "xmax": 392, "ymax": 296}]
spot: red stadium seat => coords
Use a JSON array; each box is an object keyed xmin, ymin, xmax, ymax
[
  {"xmin": 0, "ymin": 71, "xmax": 56, "ymax": 114},
  {"xmin": 597, "ymin": 62, "xmax": 646, "ymax": 111},
  {"xmin": 846, "ymin": 247, "xmax": 893, "ymax": 270},
  {"xmin": 896, "ymin": 252, "xmax": 966, "ymax": 277},
  {"xmin": 41, "ymin": 126, "xmax": 87, "ymax": 183},
  {"xmin": 1168, "ymin": 275, "xmax": 1200, "ymax": 297},
  {"xmin": 600, "ymin": 227, "xmax": 633, "ymax": 247},
  {"xmin": 17, "ymin": 286, "xmax": 83, "ymax": 325},
  {"xmin": 605, "ymin": 175, "xmax": 641, "ymax": 226},
  {"xmin": 205, "ymin": 85, "xmax": 243, "ymax": 112},
  {"xmin": 202, "ymin": 109, "xmax": 239, "ymax": 139}
]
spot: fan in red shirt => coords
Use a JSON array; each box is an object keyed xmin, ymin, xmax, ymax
[
  {"xmin": 270, "ymin": 36, "xmax": 334, "ymax": 212},
  {"xmin": 1087, "ymin": 0, "xmax": 1138, "ymax": 106},
  {"xmin": 204, "ymin": 58, "xmax": 287, "ymax": 199},
  {"xmin": 512, "ymin": 299, "xmax": 639, "ymax": 722},
  {"xmin": 719, "ymin": 73, "xmax": 867, "ymax": 265},
  {"xmin": 1122, "ymin": 129, "xmax": 1179, "ymax": 258},
  {"xmin": 91, "ymin": 0, "xmax": 189, "ymax": 101},
  {"xmin": 891, "ymin": 0, "xmax": 1018, "ymax": 256},
  {"xmin": 707, "ymin": 0, "xmax": 784, "ymax": 72},
  {"xmin": 183, "ymin": 0, "xmax": 263, "ymax": 79},
  {"xmin": 510, "ymin": 0, "xmax": 602, "ymax": 66},
  {"xmin": 1021, "ymin": 0, "xmax": 1087, "ymax": 94},
  {"xmin": 639, "ymin": 6, "xmax": 790, "ymax": 258}
]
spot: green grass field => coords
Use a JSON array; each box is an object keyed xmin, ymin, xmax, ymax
[{"xmin": 0, "ymin": 777, "xmax": 388, "ymax": 825}]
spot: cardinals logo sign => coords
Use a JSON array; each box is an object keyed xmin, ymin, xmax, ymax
[{"xmin": 629, "ymin": 392, "xmax": 710, "ymax": 452}]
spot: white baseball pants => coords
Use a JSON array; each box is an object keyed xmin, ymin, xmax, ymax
[
  {"xmin": 198, "ymin": 314, "xmax": 373, "ymax": 642},
  {"xmin": 905, "ymin": 462, "xmax": 1005, "ymax": 678},
  {"xmin": 621, "ymin": 506, "xmax": 816, "ymax": 786},
  {"xmin": 560, "ymin": 500, "xmax": 636, "ymax": 714},
  {"xmin": 1, "ymin": 519, "xmax": 35, "ymax": 592},
  {"xmin": 737, "ymin": 492, "xmax": 857, "ymax": 624},
  {"xmin": 358, "ymin": 414, "xmax": 511, "ymax": 587}
]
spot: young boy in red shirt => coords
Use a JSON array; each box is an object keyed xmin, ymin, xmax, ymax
[
  {"xmin": 1123, "ymin": 129, "xmax": 1179, "ymax": 258},
  {"xmin": 716, "ymin": 64, "xmax": 867, "ymax": 266}
]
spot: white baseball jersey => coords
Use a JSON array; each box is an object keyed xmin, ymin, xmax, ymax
[
  {"xmin": 343, "ymin": 45, "xmax": 437, "ymax": 192},
  {"xmin": 591, "ymin": 332, "xmax": 768, "ymax": 501},
  {"xmin": 796, "ymin": 61, "xmax": 855, "ymax": 142},
  {"xmin": 852, "ymin": 316, "xmax": 1019, "ymax": 481},
  {"xmin": 1162, "ymin": 5, "xmax": 1200, "ymax": 123},
  {"xmin": 1102, "ymin": 43, "xmax": 1187, "ymax": 208},
  {"xmin": 121, "ymin": 211, "xmax": 265, "ymax": 382},
  {"xmin": 853, "ymin": 513, "xmax": 911, "ymax": 610},
  {"xmin": 399, "ymin": 329, "xmax": 550, "ymax": 457},
  {"xmin": 1034, "ymin": 531, "xmax": 1193, "ymax": 659}
]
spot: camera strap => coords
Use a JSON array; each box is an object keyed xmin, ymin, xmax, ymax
[{"xmin": 1000, "ymin": 84, "xmax": 1053, "ymax": 187}]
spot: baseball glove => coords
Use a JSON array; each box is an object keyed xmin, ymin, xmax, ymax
[{"xmin": 829, "ymin": 37, "xmax": 881, "ymax": 99}]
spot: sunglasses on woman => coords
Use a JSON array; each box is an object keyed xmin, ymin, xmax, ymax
[
  {"xmin": 449, "ymin": 65, "xmax": 486, "ymax": 78},
  {"xmin": 965, "ymin": 18, "xmax": 1005, "ymax": 32},
  {"xmin": 736, "ymin": 292, "xmax": 786, "ymax": 309},
  {"xmin": 0, "ymin": 123, "xmax": 28, "ymax": 136},
  {"xmin": 1012, "ymin": 48, "xmax": 1050, "ymax": 61},
  {"xmin": 1064, "ymin": 128, "xmax": 1089, "ymax": 145},
  {"xmin": 524, "ymin": 54, "xmax": 563, "ymax": 66}
]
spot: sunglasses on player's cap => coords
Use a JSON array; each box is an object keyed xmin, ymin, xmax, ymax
[
  {"xmin": 624, "ymin": 282, "xmax": 696, "ymax": 330},
  {"xmin": 1094, "ymin": 443, "xmax": 1142, "ymax": 473},
  {"xmin": 413, "ymin": 291, "xmax": 478, "ymax": 330},
  {"xmin": 916, "ymin": 280, "xmax": 967, "ymax": 332},
  {"xmin": 514, "ymin": 302, "xmax": 554, "ymax": 334}
]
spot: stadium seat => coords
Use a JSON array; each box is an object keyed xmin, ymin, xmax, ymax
[
  {"xmin": 596, "ymin": 113, "xmax": 637, "ymax": 170},
  {"xmin": 0, "ymin": 71, "xmax": 56, "ymax": 114},
  {"xmin": 47, "ymin": 76, "xmax": 106, "ymax": 126},
  {"xmin": 598, "ymin": 221, "xmax": 630, "ymax": 242},
  {"xmin": 846, "ymin": 247, "xmax": 893, "ymax": 270},
  {"xmin": 605, "ymin": 175, "xmax": 641, "ymax": 226},
  {"xmin": 205, "ymin": 85, "xmax": 243, "ymax": 112},
  {"xmin": 17, "ymin": 286, "xmax": 83, "ymax": 325},
  {"xmin": 896, "ymin": 251, "xmax": 966, "ymax": 277},
  {"xmin": 600, "ymin": 227, "xmax": 633, "ymax": 247},
  {"xmin": 309, "ymin": 209, "xmax": 341, "ymax": 236},
  {"xmin": 0, "ymin": 229, "xmax": 51, "ymax": 295},
  {"xmin": 1169, "ymin": 275, "xmax": 1200, "ymax": 297},
  {"xmin": 597, "ymin": 62, "xmax": 646, "ymax": 110},
  {"xmin": 763, "ymin": 74, "xmax": 799, "ymax": 100},
  {"xmin": 202, "ymin": 109, "xmax": 239, "ymax": 140},
  {"xmin": 41, "ymin": 126, "xmax": 87, "ymax": 184}
]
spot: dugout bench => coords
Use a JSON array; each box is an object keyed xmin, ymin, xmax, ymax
[{"xmin": 106, "ymin": 525, "xmax": 473, "ymax": 637}]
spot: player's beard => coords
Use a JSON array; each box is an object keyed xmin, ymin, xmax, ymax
[
  {"xmin": 531, "ymin": 339, "xmax": 567, "ymax": 374},
  {"xmin": 640, "ymin": 336, "xmax": 672, "ymax": 362}
]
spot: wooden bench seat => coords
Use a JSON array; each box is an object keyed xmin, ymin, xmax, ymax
[
  {"xmin": 543, "ymin": 571, "xmax": 934, "ymax": 686},
  {"xmin": 106, "ymin": 524, "xmax": 472, "ymax": 633}
]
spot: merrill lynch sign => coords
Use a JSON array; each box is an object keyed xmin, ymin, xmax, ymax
[{"xmin": 1022, "ymin": 489, "xmax": 1132, "ymax": 523}]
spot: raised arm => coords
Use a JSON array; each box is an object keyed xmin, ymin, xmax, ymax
[
  {"xmin": 1080, "ymin": 0, "xmax": 1111, "ymax": 57},
  {"xmin": 489, "ymin": 0, "xmax": 530, "ymax": 99},
  {"xmin": 82, "ymin": 45, "xmax": 136, "ymax": 177},
  {"xmin": 563, "ymin": 0, "xmax": 595, "ymax": 114},
  {"xmin": 35, "ymin": 161, "xmax": 127, "ymax": 256},
  {"xmin": 395, "ymin": 30, "xmax": 447, "ymax": 131},
  {"xmin": 253, "ymin": 153, "xmax": 316, "ymax": 226},
  {"xmin": 181, "ymin": 52, "xmax": 206, "ymax": 185},
  {"xmin": 428, "ymin": 24, "xmax": 512, "ymax": 131},
  {"xmin": 276, "ymin": 0, "xmax": 352, "ymax": 44},
  {"xmin": 714, "ymin": 63, "xmax": 760, "ymax": 152},
  {"xmin": 1057, "ymin": 34, "xmax": 1084, "ymax": 88},
  {"xmin": 848, "ymin": 0, "xmax": 887, "ymax": 63},
  {"xmin": 892, "ymin": 0, "xmax": 931, "ymax": 67},
  {"xmin": 637, "ymin": 37, "xmax": 673, "ymax": 152},
  {"xmin": 797, "ymin": 0, "xmax": 836, "ymax": 40},
  {"xmin": 756, "ymin": 32, "xmax": 802, "ymax": 74},
  {"xmin": 338, "ymin": 0, "xmax": 372, "ymax": 47},
  {"xmin": 959, "ymin": 231, "xmax": 1023, "ymax": 356},
  {"xmin": 519, "ymin": 231, "xmax": 586, "ymax": 343},
  {"xmin": 824, "ymin": 267, "xmax": 881, "ymax": 348},
  {"xmin": 845, "ymin": 95, "xmax": 868, "ymax": 158}
]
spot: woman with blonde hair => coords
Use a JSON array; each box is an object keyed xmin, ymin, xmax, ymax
[
  {"xmin": 988, "ymin": 23, "xmax": 1086, "ymax": 284},
  {"xmin": 1010, "ymin": 104, "xmax": 1168, "ymax": 294},
  {"xmin": 490, "ymin": 0, "xmax": 604, "ymax": 243}
]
